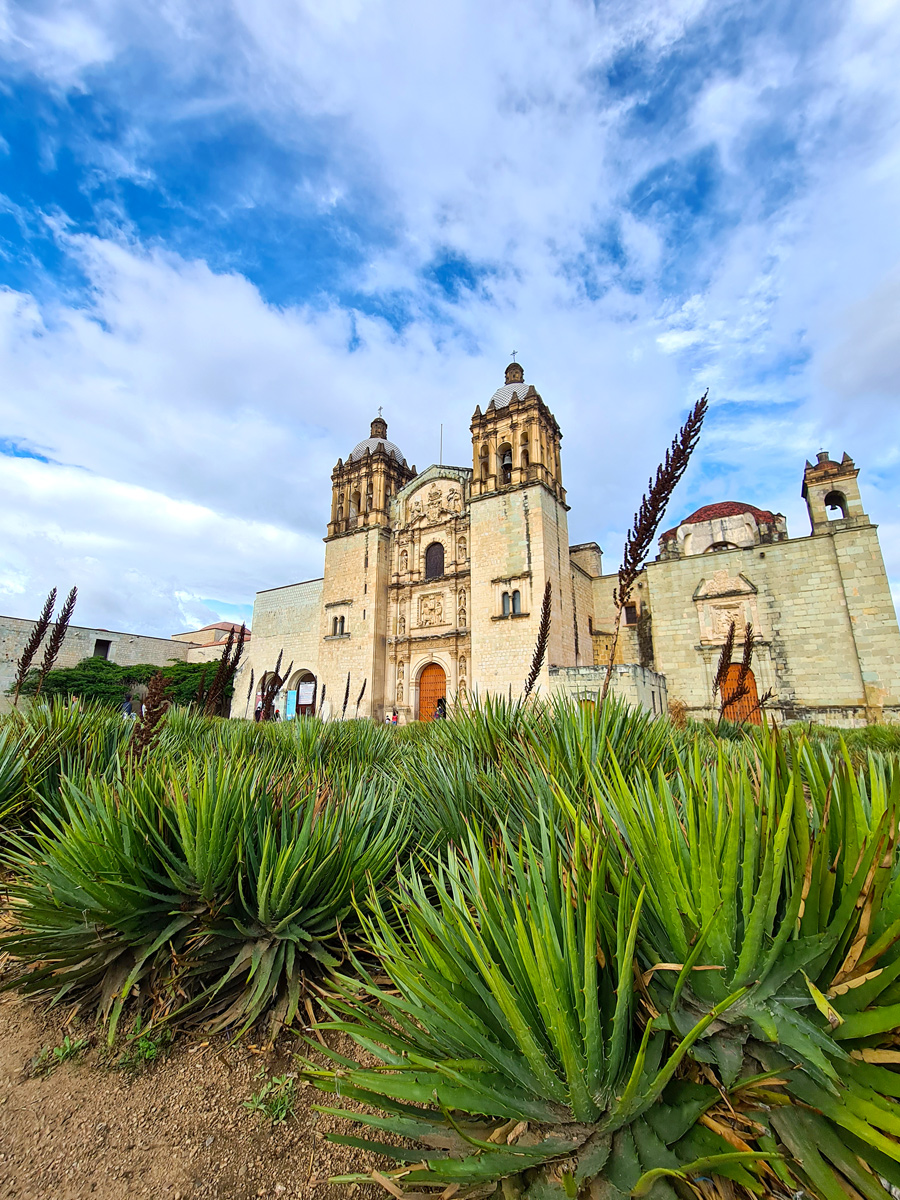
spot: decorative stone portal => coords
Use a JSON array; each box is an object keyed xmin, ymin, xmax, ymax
[{"xmin": 418, "ymin": 662, "xmax": 446, "ymax": 722}]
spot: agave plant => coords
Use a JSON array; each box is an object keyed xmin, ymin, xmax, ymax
[
  {"xmin": 301, "ymin": 820, "xmax": 763, "ymax": 1198},
  {"xmin": 591, "ymin": 731, "xmax": 900, "ymax": 1199},
  {"xmin": 1, "ymin": 754, "xmax": 409, "ymax": 1041}
]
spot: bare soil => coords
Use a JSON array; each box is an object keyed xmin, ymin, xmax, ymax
[{"xmin": 0, "ymin": 989, "xmax": 385, "ymax": 1200}]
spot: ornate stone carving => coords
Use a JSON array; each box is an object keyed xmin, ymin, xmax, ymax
[
  {"xmin": 458, "ymin": 655, "xmax": 467, "ymax": 691},
  {"xmin": 427, "ymin": 485, "xmax": 443, "ymax": 523},
  {"xmin": 396, "ymin": 661, "xmax": 404, "ymax": 704},
  {"xmin": 447, "ymin": 486, "xmax": 462, "ymax": 513},
  {"xmin": 419, "ymin": 593, "xmax": 444, "ymax": 627},
  {"xmin": 399, "ymin": 549, "xmax": 408, "ymax": 573},
  {"xmin": 457, "ymin": 535, "xmax": 467, "ymax": 560}
]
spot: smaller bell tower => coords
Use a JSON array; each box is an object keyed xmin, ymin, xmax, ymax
[
  {"xmin": 328, "ymin": 415, "xmax": 415, "ymax": 539},
  {"xmin": 802, "ymin": 451, "xmax": 869, "ymax": 534}
]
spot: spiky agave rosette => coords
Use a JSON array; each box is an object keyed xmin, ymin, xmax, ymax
[
  {"xmin": 302, "ymin": 731, "xmax": 900, "ymax": 1200},
  {"xmin": 300, "ymin": 819, "xmax": 766, "ymax": 1200}
]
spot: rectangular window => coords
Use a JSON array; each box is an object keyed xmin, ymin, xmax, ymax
[
  {"xmin": 93, "ymin": 639, "xmax": 111, "ymax": 660},
  {"xmin": 624, "ymin": 604, "xmax": 638, "ymax": 626}
]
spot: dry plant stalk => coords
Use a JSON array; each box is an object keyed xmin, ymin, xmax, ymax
[
  {"xmin": 12, "ymin": 588, "xmax": 56, "ymax": 706},
  {"xmin": 127, "ymin": 671, "xmax": 171, "ymax": 766},
  {"xmin": 260, "ymin": 649, "xmax": 284, "ymax": 720},
  {"xmin": 713, "ymin": 619, "xmax": 738, "ymax": 704},
  {"xmin": 341, "ymin": 671, "xmax": 351, "ymax": 720},
  {"xmin": 355, "ymin": 677, "xmax": 367, "ymax": 718},
  {"xmin": 600, "ymin": 392, "xmax": 708, "ymax": 707},
  {"xmin": 194, "ymin": 665, "xmax": 209, "ymax": 710},
  {"xmin": 523, "ymin": 581, "xmax": 553, "ymax": 699},
  {"xmin": 34, "ymin": 586, "xmax": 77, "ymax": 700},
  {"xmin": 317, "ymin": 683, "xmax": 326, "ymax": 717},
  {"xmin": 204, "ymin": 624, "xmax": 247, "ymax": 717},
  {"xmin": 668, "ymin": 698, "xmax": 688, "ymax": 730},
  {"xmin": 243, "ymin": 667, "xmax": 255, "ymax": 719}
]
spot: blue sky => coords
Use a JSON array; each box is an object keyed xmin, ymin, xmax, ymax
[{"xmin": 1, "ymin": 0, "xmax": 899, "ymax": 636}]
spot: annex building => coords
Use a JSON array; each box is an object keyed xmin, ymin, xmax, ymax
[{"xmin": 236, "ymin": 363, "xmax": 900, "ymax": 726}]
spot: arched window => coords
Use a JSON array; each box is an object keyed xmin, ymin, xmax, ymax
[
  {"xmin": 521, "ymin": 449, "xmax": 529, "ymax": 472},
  {"xmin": 365, "ymin": 485, "xmax": 373, "ymax": 512},
  {"xmin": 512, "ymin": 589, "xmax": 521, "ymax": 614},
  {"xmin": 332, "ymin": 617, "xmax": 339, "ymax": 636},
  {"xmin": 824, "ymin": 490, "xmax": 848, "ymax": 520},
  {"xmin": 350, "ymin": 491, "xmax": 361, "ymax": 519},
  {"xmin": 338, "ymin": 615, "xmax": 345, "ymax": 635},
  {"xmin": 502, "ymin": 592, "xmax": 511, "ymax": 616},
  {"xmin": 499, "ymin": 443, "xmax": 512, "ymax": 485},
  {"xmin": 480, "ymin": 442, "xmax": 489, "ymax": 482},
  {"xmin": 705, "ymin": 541, "xmax": 740, "ymax": 553},
  {"xmin": 425, "ymin": 542, "xmax": 444, "ymax": 579}
]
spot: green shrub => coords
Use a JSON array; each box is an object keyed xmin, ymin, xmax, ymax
[
  {"xmin": 1, "ymin": 755, "xmax": 409, "ymax": 1040},
  {"xmin": 16, "ymin": 656, "xmax": 224, "ymax": 708}
]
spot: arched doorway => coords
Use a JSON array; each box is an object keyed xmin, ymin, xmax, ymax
[
  {"xmin": 418, "ymin": 662, "xmax": 446, "ymax": 722},
  {"xmin": 286, "ymin": 669, "xmax": 317, "ymax": 718},
  {"xmin": 721, "ymin": 663, "xmax": 761, "ymax": 724}
]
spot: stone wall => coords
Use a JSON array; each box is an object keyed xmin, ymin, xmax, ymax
[
  {"xmin": 231, "ymin": 578, "xmax": 324, "ymax": 718},
  {"xmin": 549, "ymin": 664, "xmax": 668, "ymax": 716},
  {"xmin": 593, "ymin": 523, "xmax": 900, "ymax": 726},
  {"xmin": 0, "ymin": 615, "xmax": 195, "ymax": 711}
]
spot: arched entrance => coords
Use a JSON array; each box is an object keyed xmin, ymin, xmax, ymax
[
  {"xmin": 721, "ymin": 663, "xmax": 761, "ymax": 724},
  {"xmin": 286, "ymin": 669, "xmax": 317, "ymax": 718},
  {"xmin": 418, "ymin": 662, "xmax": 446, "ymax": 722}
]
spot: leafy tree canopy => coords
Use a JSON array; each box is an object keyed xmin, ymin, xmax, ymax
[{"xmin": 15, "ymin": 656, "xmax": 225, "ymax": 709}]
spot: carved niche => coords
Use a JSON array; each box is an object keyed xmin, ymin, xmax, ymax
[
  {"xmin": 694, "ymin": 568, "xmax": 760, "ymax": 644},
  {"xmin": 419, "ymin": 593, "xmax": 444, "ymax": 627}
]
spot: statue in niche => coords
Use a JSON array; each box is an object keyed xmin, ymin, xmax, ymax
[
  {"xmin": 458, "ymin": 607, "xmax": 467, "ymax": 629},
  {"xmin": 447, "ymin": 487, "xmax": 462, "ymax": 513},
  {"xmin": 396, "ymin": 662, "xmax": 405, "ymax": 704},
  {"xmin": 409, "ymin": 497, "xmax": 424, "ymax": 521},
  {"xmin": 398, "ymin": 607, "xmax": 406, "ymax": 635},
  {"xmin": 399, "ymin": 549, "xmax": 408, "ymax": 573},
  {"xmin": 458, "ymin": 655, "xmax": 467, "ymax": 691},
  {"xmin": 457, "ymin": 535, "xmax": 467, "ymax": 560},
  {"xmin": 458, "ymin": 588, "xmax": 467, "ymax": 629},
  {"xmin": 419, "ymin": 594, "xmax": 443, "ymax": 627},
  {"xmin": 427, "ymin": 485, "xmax": 443, "ymax": 523}
]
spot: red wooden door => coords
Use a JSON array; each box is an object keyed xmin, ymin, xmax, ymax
[
  {"xmin": 722, "ymin": 663, "xmax": 761, "ymax": 724},
  {"xmin": 418, "ymin": 663, "xmax": 446, "ymax": 722}
]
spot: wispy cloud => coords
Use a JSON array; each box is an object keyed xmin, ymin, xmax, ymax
[{"xmin": 1, "ymin": 0, "xmax": 899, "ymax": 631}]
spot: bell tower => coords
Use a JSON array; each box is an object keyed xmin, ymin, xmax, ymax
[
  {"xmin": 328, "ymin": 415, "xmax": 415, "ymax": 539},
  {"xmin": 320, "ymin": 415, "xmax": 415, "ymax": 721},
  {"xmin": 802, "ymin": 450, "xmax": 868, "ymax": 534},
  {"xmin": 470, "ymin": 361, "xmax": 566, "ymax": 502},
  {"xmin": 468, "ymin": 362, "xmax": 576, "ymax": 696}
]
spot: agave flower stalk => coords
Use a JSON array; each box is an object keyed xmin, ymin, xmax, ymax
[{"xmin": 11, "ymin": 588, "xmax": 56, "ymax": 706}]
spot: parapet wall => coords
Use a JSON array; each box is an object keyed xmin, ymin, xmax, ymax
[{"xmin": 549, "ymin": 663, "xmax": 668, "ymax": 717}]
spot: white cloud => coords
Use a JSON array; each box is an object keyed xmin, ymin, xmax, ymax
[{"xmin": 0, "ymin": 0, "xmax": 899, "ymax": 632}]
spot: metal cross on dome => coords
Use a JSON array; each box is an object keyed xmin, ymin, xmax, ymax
[
  {"xmin": 377, "ymin": 406, "xmax": 383, "ymax": 418},
  {"xmin": 510, "ymin": 351, "xmax": 518, "ymax": 362}
]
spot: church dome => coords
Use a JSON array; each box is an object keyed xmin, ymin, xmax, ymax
[
  {"xmin": 348, "ymin": 416, "xmax": 407, "ymax": 464},
  {"xmin": 681, "ymin": 501, "xmax": 781, "ymax": 526},
  {"xmin": 488, "ymin": 360, "xmax": 535, "ymax": 410}
]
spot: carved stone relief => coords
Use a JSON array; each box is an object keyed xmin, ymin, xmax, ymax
[
  {"xmin": 419, "ymin": 593, "xmax": 444, "ymax": 627},
  {"xmin": 396, "ymin": 661, "xmax": 405, "ymax": 704}
]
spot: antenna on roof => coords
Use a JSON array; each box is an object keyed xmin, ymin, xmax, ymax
[{"xmin": 439, "ymin": 423, "xmax": 443, "ymax": 466}]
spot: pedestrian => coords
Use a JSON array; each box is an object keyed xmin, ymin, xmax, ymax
[
  {"xmin": 391, "ymin": 710, "xmax": 399, "ymax": 726},
  {"xmin": 273, "ymin": 709, "xmax": 281, "ymax": 722},
  {"xmin": 120, "ymin": 694, "xmax": 133, "ymax": 718},
  {"xmin": 254, "ymin": 701, "xmax": 263, "ymax": 722},
  {"xmin": 434, "ymin": 697, "xmax": 447, "ymax": 720}
]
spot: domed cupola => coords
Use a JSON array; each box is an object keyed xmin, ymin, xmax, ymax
[{"xmin": 327, "ymin": 414, "xmax": 415, "ymax": 538}]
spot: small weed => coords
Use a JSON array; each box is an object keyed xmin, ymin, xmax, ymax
[
  {"xmin": 32, "ymin": 1034, "xmax": 88, "ymax": 1076},
  {"xmin": 116, "ymin": 1015, "xmax": 173, "ymax": 1070},
  {"xmin": 244, "ymin": 1073, "xmax": 297, "ymax": 1123}
]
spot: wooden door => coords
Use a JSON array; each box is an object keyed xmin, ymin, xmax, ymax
[
  {"xmin": 418, "ymin": 663, "xmax": 446, "ymax": 722},
  {"xmin": 721, "ymin": 663, "xmax": 761, "ymax": 724}
]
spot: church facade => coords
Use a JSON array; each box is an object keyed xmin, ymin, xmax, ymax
[{"xmin": 236, "ymin": 364, "xmax": 900, "ymax": 726}]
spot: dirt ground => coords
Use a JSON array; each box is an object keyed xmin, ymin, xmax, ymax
[{"xmin": 0, "ymin": 988, "xmax": 386, "ymax": 1200}]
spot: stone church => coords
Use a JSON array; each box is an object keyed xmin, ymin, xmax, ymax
[{"xmin": 237, "ymin": 363, "xmax": 900, "ymax": 726}]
